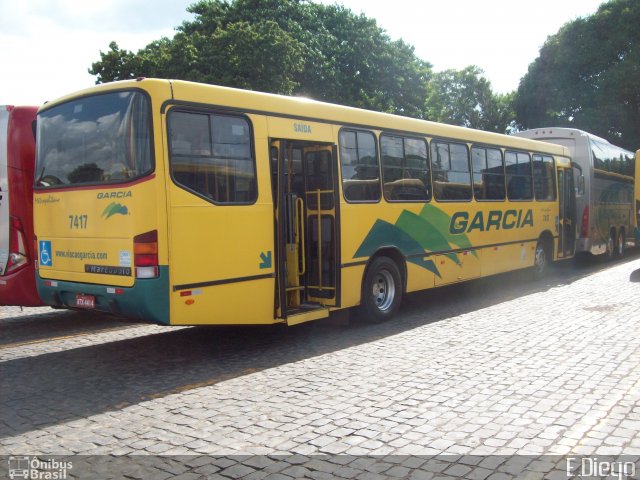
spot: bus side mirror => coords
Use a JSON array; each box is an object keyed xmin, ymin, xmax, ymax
[{"xmin": 576, "ymin": 175, "xmax": 585, "ymax": 196}]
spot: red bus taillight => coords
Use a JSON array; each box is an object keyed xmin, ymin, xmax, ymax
[
  {"xmin": 6, "ymin": 216, "xmax": 29, "ymax": 274},
  {"xmin": 580, "ymin": 206, "xmax": 589, "ymax": 238},
  {"xmin": 134, "ymin": 230, "xmax": 158, "ymax": 279}
]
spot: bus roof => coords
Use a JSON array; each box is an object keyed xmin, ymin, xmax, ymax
[
  {"xmin": 41, "ymin": 78, "xmax": 570, "ymax": 157},
  {"xmin": 518, "ymin": 127, "xmax": 634, "ymax": 155}
]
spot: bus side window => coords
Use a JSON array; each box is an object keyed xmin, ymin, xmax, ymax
[
  {"xmin": 168, "ymin": 110, "xmax": 257, "ymax": 205},
  {"xmin": 431, "ymin": 141, "xmax": 472, "ymax": 201},
  {"xmin": 533, "ymin": 154, "xmax": 556, "ymax": 201},
  {"xmin": 505, "ymin": 151, "xmax": 533, "ymax": 200},
  {"xmin": 472, "ymin": 146, "xmax": 505, "ymax": 201},
  {"xmin": 339, "ymin": 129, "xmax": 381, "ymax": 202},
  {"xmin": 380, "ymin": 134, "xmax": 430, "ymax": 202}
]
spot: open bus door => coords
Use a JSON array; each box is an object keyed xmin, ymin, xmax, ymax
[
  {"xmin": 557, "ymin": 163, "xmax": 578, "ymax": 258},
  {"xmin": 270, "ymin": 140, "xmax": 340, "ymax": 325}
]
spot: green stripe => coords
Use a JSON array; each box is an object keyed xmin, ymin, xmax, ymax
[{"xmin": 36, "ymin": 266, "xmax": 170, "ymax": 325}]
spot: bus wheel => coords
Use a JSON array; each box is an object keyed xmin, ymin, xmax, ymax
[
  {"xmin": 616, "ymin": 229, "xmax": 625, "ymax": 258},
  {"xmin": 605, "ymin": 229, "xmax": 616, "ymax": 260},
  {"xmin": 533, "ymin": 239, "xmax": 549, "ymax": 278},
  {"xmin": 357, "ymin": 257, "xmax": 403, "ymax": 323}
]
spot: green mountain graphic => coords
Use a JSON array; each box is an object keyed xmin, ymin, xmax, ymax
[
  {"xmin": 354, "ymin": 204, "xmax": 476, "ymax": 278},
  {"xmin": 101, "ymin": 202, "xmax": 129, "ymax": 219}
]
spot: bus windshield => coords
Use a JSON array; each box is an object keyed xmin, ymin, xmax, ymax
[{"xmin": 35, "ymin": 91, "xmax": 152, "ymax": 188}]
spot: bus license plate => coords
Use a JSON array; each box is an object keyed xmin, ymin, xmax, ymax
[{"xmin": 75, "ymin": 294, "xmax": 95, "ymax": 309}]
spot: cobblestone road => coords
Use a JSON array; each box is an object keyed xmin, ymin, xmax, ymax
[{"xmin": 1, "ymin": 254, "xmax": 639, "ymax": 479}]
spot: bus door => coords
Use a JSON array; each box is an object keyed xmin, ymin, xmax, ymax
[
  {"xmin": 271, "ymin": 140, "xmax": 340, "ymax": 324},
  {"xmin": 557, "ymin": 167, "xmax": 577, "ymax": 258}
]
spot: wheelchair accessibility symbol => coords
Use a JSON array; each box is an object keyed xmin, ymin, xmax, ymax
[{"xmin": 39, "ymin": 240, "xmax": 52, "ymax": 267}]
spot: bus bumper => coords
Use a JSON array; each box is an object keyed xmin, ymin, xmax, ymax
[{"xmin": 36, "ymin": 266, "xmax": 170, "ymax": 325}]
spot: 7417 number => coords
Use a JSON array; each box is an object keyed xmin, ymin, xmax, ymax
[{"xmin": 69, "ymin": 214, "xmax": 88, "ymax": 229}]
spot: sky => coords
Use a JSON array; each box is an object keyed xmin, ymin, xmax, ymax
[{"xmin": 0, "ymin": 0, "xmax": 605, "ymax": 106}]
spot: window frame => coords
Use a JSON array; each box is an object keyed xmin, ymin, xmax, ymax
[
  {"xmin": 380, "ymin": 132, "xmax": 431, "ymax": 203},
  {"xmin": 35, "ymin": 88, "xmax": 155, "ymax": 190},
  {"xmin": 590, "ymin": 138, "xmax": 635, "ymax": 176},
  {"xmin": 430, "ymin": 139, "xmax": 472, "ymax": 203},
  {"xmin": 505, "ymin": 150, "xmax": 534, "ymax": 201},
  {"xmin": 532, "ymin": 153, "xmax": 557, "ymax": 202},
  {"xmin": 167, "ymin": 107, "xmax": 258, "ymax": 206},
  {"xmin": 338, "ymin": 127, "xmax": 382, "ymax": 204},
  {"xmin": 470, "ymin": 144, "xmax": 506, "ymax": 202}
]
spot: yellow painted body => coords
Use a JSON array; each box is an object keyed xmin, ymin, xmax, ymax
[
  {"xmin": 36, "ymin": 177, "xmax": 166, "ymax": 286},
  {"xmin": 340, "ymin": 197, "xmax": 560, "ymax": 293},
  {"xmin": 34, "ymin": 79, "xmax": 574, "ymax": 325}
]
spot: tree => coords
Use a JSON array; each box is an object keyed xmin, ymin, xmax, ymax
[
  {"xmin": 89, "ymin": 0, "xmax": 432, "ymax": 117},
  {"xmin": 67, "ymin": 163, "xmax": 103, "ymax": 184},
  {"xmin": 514, "ymin": 0, "xmax": 640, "ymax": 150},
  {"xmin": 425, "ymin": 66, "xmax": 515, "ymax": 133}
]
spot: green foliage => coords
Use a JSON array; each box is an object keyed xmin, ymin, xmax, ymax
[
  {"xmin": 89, "ymin": 0, "xmax": 432, "ymax": 117},
  {"xmin": 90, "ymin": 0, "xmax": 520, "ymax": 130},
  {"xmin": 67, "ymin": 163, "xmax": 103, "ymax": 184},
  {"xmin": 425, "ymin": 66, "xmax": 515, "ymax": 133},
  {"xmin": 90, "ymin": 41, "xmax": 139, "ymax": 83},
  {"xmin": 194, "ymin": 20, "xmax": 305, "ymax": 94},
  {"xmin": 515, "ymin": 0, "xmax": 640, "ymax": 150}
]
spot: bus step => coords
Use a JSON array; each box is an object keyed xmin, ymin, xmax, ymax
[
  {"xmin": 299, "ymin": 302, "xmax": 323, "ymax": 311},
  {"xmin": 287, "ymin": 302, "xmax": 322, "ymax": 315},
  {"xmin": 286, "ymin": 305, "xmax": 329, "ymax": 326}
]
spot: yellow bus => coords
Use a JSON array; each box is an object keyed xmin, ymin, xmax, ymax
[{"xmin": 34, "ymin": 79, "xmax": 576, "ymax": 326}]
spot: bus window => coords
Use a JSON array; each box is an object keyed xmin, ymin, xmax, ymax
[
  {"xmin": 381, "ymin": 134, "xmax": 430, "ymax": 202},
  {"xmin": 533, "ymin": 154, "xmax": 556, "ymax": 201},
  {"xmin": 505, "ymin": 151, "xmax": 533, "ymax": 200},
  {"xmin": 592, "ymin": 138, "xmax": 635, "ymax": 176},
  {"xmin": 431, "ymin": 141, "xmax": 471, "ymax": 201},
  {"xmin": 36, "ymin": 91, "xmax": 152, "ymax": 187},
  {"xmin": 472, "ymin": 146, "xmax": 505, "ymax": 201},
  {"xmin": 339, "ymin": 129, "xmax": 380, "ymax": 202},
  {"xmin": 169, "ymin": 111, "xmax": 256, "ymax": 204}
]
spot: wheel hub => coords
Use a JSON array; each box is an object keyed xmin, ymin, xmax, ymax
[{"xmin": 372, "ymin": 269, "xmax": 395, "ymax": 312}]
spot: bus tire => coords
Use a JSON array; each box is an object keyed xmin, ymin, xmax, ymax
[
  {"xmin": 616, "ymin": 228, "xmax": 625, "ymax": 258},
  {"xmin": 356, "ymin": 257, "xmax": 403, "ymax": 323},
  {"xmin": 533, "ymin": 238, "xmax": 550, "ymax": 278}
]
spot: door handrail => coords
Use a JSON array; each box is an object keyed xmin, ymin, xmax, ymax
[{"xmin": 296, "ymin": 197, "xmax": 306, "ymax": 276}]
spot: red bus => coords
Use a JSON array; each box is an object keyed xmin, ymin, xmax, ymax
[{"xmin": 0, "ymin": 105, "xmax": 43, "ymax": 306}]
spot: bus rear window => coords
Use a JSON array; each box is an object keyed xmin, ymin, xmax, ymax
[{"xmin": 36, "ymin": 91, "xmax": 152, "ymax": 187}]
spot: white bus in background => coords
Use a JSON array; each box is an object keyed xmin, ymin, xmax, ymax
[{"xmin": 516, "ymin": 128, "xmax": 636, "ymax": 257}]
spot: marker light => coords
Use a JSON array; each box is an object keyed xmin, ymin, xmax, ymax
[{"xmin": 133, "ymin": 230, "xmax": 159, "ymax": 279}]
